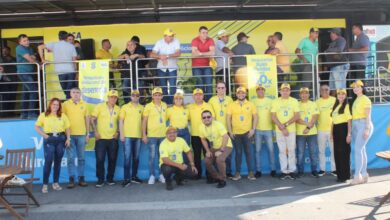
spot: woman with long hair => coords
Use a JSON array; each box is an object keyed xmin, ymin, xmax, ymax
[
  {"xmin": 331, "ymin": 89, "xmax": 352, "ymax": 183},
  {"xmin": 35, "ymin": 98, "xmax": 71, "ymax": 193},
  {"xmin": 350, "ymin": 80, "xmax": 373, "ymax": 185}
]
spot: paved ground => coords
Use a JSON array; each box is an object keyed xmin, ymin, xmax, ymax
[{"xmin": 1, "ymin": 168, "xmax": 390, "ymax": 220}]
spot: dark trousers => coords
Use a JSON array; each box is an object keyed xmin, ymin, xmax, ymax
[
  {"xmin": 58, "ymin": 73, "xmax": 77, "ymax": 99},
  {"xmin": 109, "ymin": 72, "xmax": 116, "ymax": 89},
  {"xmin": 216, "ymin": 68, "xmax": 230, "ymax": 95},
  {"xmin": 191, "ymin": 136, "xmax": 210, "ymax": 179},
  {"xmin": 95, "ymin": 139, "xmax": 118, "ymax": 182},
  {"xmin": 161, "ymin": 164, "xmax": 197, "ymax": 183},
  {"xmin": 233, "ymin": 132, "xmax": 253, "ymax": 173},
  {"xmin": 333, "ymin": 123, "xmax": 351, "ymax": 181},
  {"xmin": 43, "ymin": 135, "xmax": 66, "ymax": 184}
]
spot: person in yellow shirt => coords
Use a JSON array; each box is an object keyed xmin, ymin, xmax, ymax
[
  {"xmin": 35, "ymin": 98, "xmax": 71, "ymax": 193},
  {"xmin": 316, "ymin": 84, "xmax": 337, "ymax": 176},
  {"xmin": 271, "ymin": 83, "xmax": 300, "ymax": 180},
  {"xmin": 119, "ymin": 90, "xmax": 144, "ymax": 187},
  {"xmin": 331, "ymin": 89, "xmax": 352, "ymax": 183},
  {"xmin": 62, "ymin": 87, "xmax": 90, "ymax": 188},
  {"xmin": 252, "ymin": 85, "xmax": 276, "ymax": 178},
  {"xmin": 350, "ymin": 80, "xmax": 373, "ymax": 185},
  {"xmin": 160, "ymin": 126, "xmax": 198, "ymax": 191},
  {"xmin": 167, "ymin": 92, "xmax": 190, "ymax": 145},
  {"xmin": 208, "ymin": 81, "xmax": 234, "ymax": 178},
  {"xmin": 95, "ymin": 39, "xmax": 116, "ymax": 88},
  {"xmin": 199, "ymin": 110, "xmax": 233, "ymax": 188},
  {"xmin": 296, "ymin": 87, "xmax": 319, "ymax": 178},
  {"xmin": 188, "ymin": 88, "xmax": 215, "ymax": 181},
  {"xmin": 142, "ymin": 87, "xmax": 168, "ymax": 185},
  {"xmin": 91, "ymin": 90, "xmax": 121, "ymax": 188},
  {"xmin": 227, "ymin": 86, "xmax": 258, "ymax": 181}
]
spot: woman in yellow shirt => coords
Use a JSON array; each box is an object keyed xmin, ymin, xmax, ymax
[
  {"xmin": 331, "ymin": 89, "xmax": 352, "ymax": 183},
  {"xmin": 167, "ymin": 92, "xmax": 190, "ymax": 145},
  {"xmin": 35, "ymin": 98, "xmax": 71, "ymax": 193},
  {"xmin": 350, "ymin": 80, "xmax": 373, "ymax": 185}
]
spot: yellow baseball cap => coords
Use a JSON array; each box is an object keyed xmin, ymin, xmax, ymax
[
  {"xmin": 350, "ymin": 80, "xmax": 364, "ymax": 88},
  {"xmin": 163, "ymin": 28, "xmax": 175, "ymax": 36},
  {"xmin": 193, "ymin": 88, "xmax": 204, "ymax": 95},
  {"xmin": 152, "ymin": 87, "xmax": 163, "ymax": 95},
  {"xmin": 166, "ymin": 126, "xmax": 177, "ymax": 134},
  {"xmin": 131, "ymin": 90, "xmax": 140, "ymax": 95},
  {"xmin": 107, "ymin": 90, "xmax": 119, "ymax": 97},
  {"xmin": 337, "ymin": 89, "xmax": 347, "ymax": 94},
  {"xmin": 236, "ymin": 86, "xmax": 247, "ymax": 93},
  {"xmin": 174, "ymin": 92, "xmax": 184, "ymax": 98},
  {"xmin": 299, "ymin": 87, "xmax": 310, "ymax": 93},
  {"xmin": 256, "ymin": 84, "xmax": 266, "ymax": 90},
  {"xmin": 280, "ymin": 83, "xmax": 291, "ymax": 90},
  {"xmin": 217, "ymin": 30, "xmax": 230, "ymax": 38}
]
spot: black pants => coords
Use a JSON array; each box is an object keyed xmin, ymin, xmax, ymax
[
  {"xmin": 95, "ymin": 139, "xmax": 118, "ymax": 182},
  {"xmin": 109, "ymin": 72, "xmax": 116, "ymax": 89},
  {"xmin": 161, "ymin": 164, "xmax": 197, "ymax": 183},
  {"xmin": 333, "ymin": 123, "xmax": 351, "ymax": 181},
  {"xmin": 191, "ymin": 136, "xmax": 210, "ymax": 179},
  {"xmin": 348, "ymin": 65, "xmax": 366, "ymax": 97},
  {"xmin": 216, "ymin": 68, "xmax": 230, "ymax": 95}
]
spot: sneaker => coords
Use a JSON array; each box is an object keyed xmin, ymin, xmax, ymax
[
  {"xmin": 159, "ymin": 174, "xmax": 166, "ymax": 183},
  {"xmin": 52, "ymin": 183, "xmax": 62, "ymax": 191},
  {"xmin": 330, "ymin": 171, "xmax": 337, "ymax": 177},
  {"xmin": 318, "ymin": 170, "xmax": 326, "ymax": 176},
  {"xmin": 232, "ymin": 172, "xmax": 241, "ymax": 181},
  {"xmin": 166, "ymin": 181, "xmax": 173, "ymax": 191},
  {"xmin": 337, "ymin": 179, "xmax": 347, "ymax": 183},
  {"xmin": 350, "ymin": 175, "xmax": 363, "ymax": 186},
  {"xmin": 122, "ymin": 179, "xmax": 131, "ymax": 187},
  {"xmin": 95, "ymin": 181, "xmax": 104, "ymax": 188},
  {"xmin": 270, "ymin": 170, "xmax": 277, "ymax": 177},
  {"xmin": 279, "ymin": 173, "xmax": 288, "ymax": 180},
  {"xmin": 247, "ymin": 172, "xmax": 256, "ymax": 181},
  {"xmin": 296, "ymin": 172, "xmax": 304, "ymax": 178},
  {"xmin": 107, "ymin": 180, "xmax": 116, "ymax": 186},
  {"xmin": 311, "ymin": 171, "xmax": 319, "ymax": 178},
  {"xmin": 362, "ymin": 175, "xmax": 369, "ymax": 183},
  {"xmin": 42, "ymin": 184, "xmax": 48, "ymax": 193},
  {"xmin": 288, "ymin": 173, "xmax": 296, "ymax": 180},
  {"xmin": 148, "ymin": 175, "xmax": 156, "ymax": 185},
  {"xmin": 255, "ymin": 171, "xmax": 262, "ymax": 178},
  {"xmin": 227, "ymin": 173, "xmax": 234, "ymax": 179},
  {"xmin": 216, "ymin": 180, "xmax": 226, "ymax": 188},
  {"xmin": 131, "ymin": 177, "xmax": 143, "ymax": 184}
]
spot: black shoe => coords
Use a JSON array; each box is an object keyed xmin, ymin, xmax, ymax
[
  {"xmin": 131, "ymin": 177, "xmax": 143, "ymax": 184},
  {"xmin": 296, "ymin": 172, "xmax": 304, "ymax": 178},
  {"xmin": 107, "ymin": 180, "xmax": 116, "ymax": 186},
  {"xmin": 288, "ymin": 173, "xmax": 297, "ymax": 180},
  {"xmin": 279, "ymin": 173, "xmax": 288, "ymax": 180},
  {"xmin": 216, "ymin": 180, "xmax": 226, "ymax": 188},
  {"xmin": 95, "ymin": 181, "xmax": 104, "ymax": 188},
  {"xmin": 311, "ymin": 171, "xmax": 319, "ymax": 178},
  {"xmin": 174, "ymin": 175, "xmax": 184, "ymax": 186},
  {"xmin": 206, "ymin": 178, "xmax": 217, "ymax": 184},
  {"xmin": 67, "ymin": 177, "xmax": 75, "ymax": 189},
  {"xmin": 337, "ymin": 179, "xmax": 347, "ymax": 183},
  {"xmin": 166, "ymin": 181, "xmax": 173, "ymax": 191},
  {"xmin": 318, "ymin": 170, "xmax": 325, "ymax": 176},
  {"xmin": 122, "ymin": 179, "xmax": 131, "ymax": 187},
  {"xmin": 227, "ymin": 173, "xmax": 233, "ymax": 179},
  {"xmin": 270, "ymin": 170, "xmax": 277, "ymax": 177},
  {"xmin": 255, "ymin": 172, "xmax": 262, "ymax": 178},
  {"xmin": 331, "ymin": 171, "xmax": 337, "ymax": 177}
]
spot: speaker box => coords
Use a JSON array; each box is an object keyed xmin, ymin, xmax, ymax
[{"xmin": 80, "ymin": 38, "xmax": 95, "ymax": 59}]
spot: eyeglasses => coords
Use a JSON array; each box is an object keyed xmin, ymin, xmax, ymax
[{"xmin": 202, "ymin": 116, "xmax": 212, "ymax": 119}]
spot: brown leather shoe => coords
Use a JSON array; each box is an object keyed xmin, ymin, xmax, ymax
[
  {"xmin": 67, "ymin": 177, "xmax": 75, "ymax": 189},
  {"xmin": 78, "ymin": 176, "xmax": 88, "ymax": 187}
]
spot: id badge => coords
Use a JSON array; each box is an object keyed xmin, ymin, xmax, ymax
[
  {"xmin": 160, "ymin": 117, "xmax": 163, "ymax": 124},
  {"xmin": 304, "ymin": 117, "xmax": 309, "ymax": 123},
  {"xmin": 220, "ymin": 111, "xmax": 224, "ymax": 117},
  {"xmin": 240, "ymin": 115, "xmax": 244, "ymax": 121},
  {"xmin": 53, "ymin": 132, "xmax": 58, "ymax": 137},
  {"xmin": 172, "ymin": 154, "xmax": 176, "ymax": 161},
  {"xmin": 109, "ymin": 123, "xmax": 113, "ymax": 128}
]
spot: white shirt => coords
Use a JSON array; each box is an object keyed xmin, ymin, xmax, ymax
[
  {"xmin": 46, "ymin": 41, "xmax": 77, "ymax": 75},
  {"xmin": 215, "ymin": 39, "xmax": 230, "ymax": 72},
  {"xmin": 152, "ymin": 38, "xmax": 181, "ymax": 72}
]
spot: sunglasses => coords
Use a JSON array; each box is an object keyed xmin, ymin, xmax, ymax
[{"xmin": 202, "ymin": 116, "xmax": 212, "ymax": 119}]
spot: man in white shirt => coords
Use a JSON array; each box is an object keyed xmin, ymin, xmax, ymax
[{"xmin": 215, "ymin": 30, "xmax": 234, "ymax": 92}]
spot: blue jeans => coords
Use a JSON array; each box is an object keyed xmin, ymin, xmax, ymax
[
  {"xmin": 192, "ymin": 67, "xmax": 213, "ymax": 101},
  {"xmin": 233, "ymin": 132, "xmax": 253, "ymax": 173},
  {"xmin": 296, "ymin": 135, "xmax": 319, "ymax": 173},
  {"xmin": 43, "ymin": 134, "xmax": 66, "ymax": 184},
  {"xmin": 58, "ymin": 73, "xmax": 77, "ymax": 99},
  {"xmin": 352, "ymin": 119, "xmax": 373, "ymax": 177},
  {"xmin": 123, "ymin": 138, "xmax": 141, "ymax": 180},
  {"xmin": 329, "ymin": 63, "xmax": 350, "ymax": 90},
  {"xmin": 66, "ymin": 135, "xmax": 86, "ymax": 178},
  {"xmin": 17, "ymin": 73, "xmax": 38, "ymax": 118},
  {"xmin": 148, "ymin": 137, "xmax": 164, "ymax": 177},
  {"xmin": 157, "ymin": 69, "xmax": 177, "ymax": 104},
  {"xmin": 255, "ymin": 130, "xmax": 276, "ymax": 172},
  {"xmin": 95, "ymin": 139, "xmax": 118, "ymax": 182}
]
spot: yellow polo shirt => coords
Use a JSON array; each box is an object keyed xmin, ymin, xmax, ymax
[
  {"xmin": 91, "ymin": 102, "xmax": 120, "ymax": 139},
  {"xmin": 332, "ymin": 104, "xmax": 352, "ymax": 124},
  {"xmin": 199, "ymin": 120, "xmax": 232, "ymax": 149},
  {"xmin": 188, "ymin": 102, "xmax": 215, "ymax": 136},
  {"xmin": 62, "ymin": 100, "xmax": 89, "ymax": 136},
  {"xmin": 167, "ymin": 105, "xmax": 189, "ymax": 129},
  {"xmin": 296, "ymin": 101, "xmax": 319, "ymax": 135},
  {"xmin": 159, "ymin": 137, "xmax": 191, "ymax": 167},
  {"xmin": 120, "ymin": 103, "xmax": 144, "ymax": 138},
  {"xmin": 208, "ymin": 95, "xmax": 233, "ymax": 128},
  {"xmin": 316, "ymin": 96, "xmax": 336, "ymax": 132},
  {"xmin": 36, "ymin": 113, "xmax": 70, "ymax": 133},
  {"xmin": 352, "ymin": 95, "xmax": 371, "ymax": 120},
  {"xmin": 271, "ymin": 97, "xmax": 300, "ymax": 133},
  {"xmin": 143, "ymin": 101, "xmax": 168, "ymax": 137},
  {"xmin": 95, "ymin": 49, "xmax": 113, "ymax": 59},
  {"xmin": 227, "ymin": 100, "xmax": 257, "ymax": 135},
  {"xmin": 252, "ymin": 97, "xmax": 273, "ymax": 131}
]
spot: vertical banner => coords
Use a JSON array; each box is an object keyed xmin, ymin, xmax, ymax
[
  {"xmin": 246, "ymin": 55, "xmax": 278, "ymax": 101},
  {"xmin": 78, "ymin": 59, "xmax": 109, "ymax": 151}
]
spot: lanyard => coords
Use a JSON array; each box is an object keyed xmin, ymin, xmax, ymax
[
  {"xmin": 108, "ymin": 105, "xmax": 115, "ymax": 128},
  {"xmin": 155, "ymin": 103, "xmax": 163, "ymax": 123}
]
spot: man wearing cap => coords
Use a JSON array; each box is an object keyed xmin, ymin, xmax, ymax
[
  {"xmin": 188, "ymin": 88, "xmax": 215, "ymax": 180},
  {"xmin": 167, "ymin": 92, "xmax": 190, "ymax": 145},
  {"xmin": 91, "ymin": 90, "xmax": 121, "ymax": 187},
  {"xmin": 142, "ymin": 87, "xmax": 168, "ymax": 184},
  {"xmin": 192, "ymin": 26, "xmax": 215, "ymax": 101},
  {"xmin": 160, "ymin": 126, "xmax": 198, "ymax": 191},
  {"xmin": 232, "ymin": 32, "xmax": 256, "ymax": 66},
  {"xmin": 150, "ymin": 28, "xmax": 181, "ymax": 104},
  {"xmin": 227, "ymin": 86, "xmax": 258, "ymax": 181},
  {"xmin": 252, "ymin": 85, "xmax": 276, "ymax": 178},
  {"xmin": 325, "ymin": 28, "xmax": 349, "ymax": 91},
  {"xmin": 295, "ymin": 28, "xmax": 319, "ymax": 89},
  {"xmin": 119, "ymin": 90, "xmax": 144, "ymax": 187},
  {"xmin": 215, "ymin": 30, "xmax": 234, "ymax": 91},
  {"xmin": 271, "ymin": 83, "xmax": 300, "ymax": 180},
  {"xmin": 199, "ymin": 110, "xmax": 233, "ymax": 188},
  {"xmin": 296, "ymin": 87, "xmax": 320, "ymax": 178},
  {"xmin": 208, "ymin": 81, "xmax": 234, "ymax": 178}
]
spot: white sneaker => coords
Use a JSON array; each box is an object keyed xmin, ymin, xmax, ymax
[
  {"xmin": 159, "ymin": 174, "xmax": 166, "ymax": 183},
  {"xmin": 52, "ymin": 183, "xmax": 62, "ymax": 191},
  {"xmin": 42, "ymin": 184, "xmax": 48, "ymax": 193},
  {"xmin": 148, "ymin": 175, "xmax": 156, "ymax": 185}
]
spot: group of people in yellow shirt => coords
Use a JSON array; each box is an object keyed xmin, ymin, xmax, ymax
[{"xmin": 34, "ymin": 79, "xmax": 372, "ymax": 192}]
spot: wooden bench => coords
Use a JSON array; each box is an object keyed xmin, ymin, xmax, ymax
[{"xmin": 376, "ymin": 151, "xmax": 390, "ymax": 205}]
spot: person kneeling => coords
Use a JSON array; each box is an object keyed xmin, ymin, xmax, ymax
[{"xmin": 160, "ymin": 126, "xmax": 198, "ymax": 190}]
